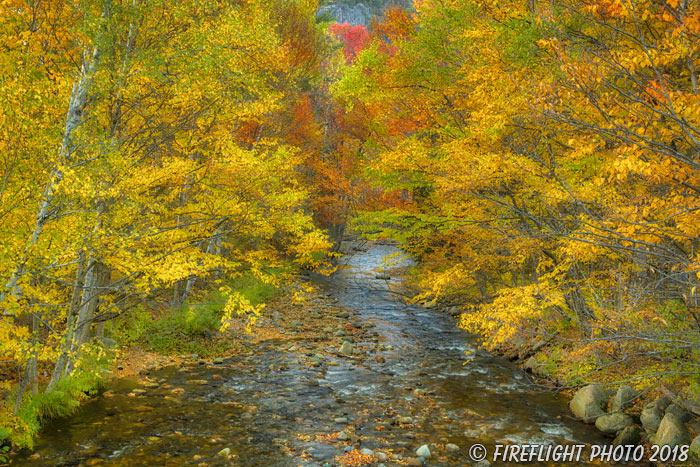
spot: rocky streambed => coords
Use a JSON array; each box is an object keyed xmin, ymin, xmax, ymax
[{"xmin": 12, "ymin": 244, "xmax": 618, "ymax": 466}]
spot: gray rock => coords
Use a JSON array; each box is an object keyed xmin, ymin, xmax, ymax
[
  {"xmin": 375, "ymin": 451, "xmax": 388, "ymax": 461},
  {"xmin": 532, "ymin": 339, "xmax": 548, "ymax": 351},
  {"xmin": 334, "ymin": 417, "xmax": 349, "ymax": 424},
  {"xmin": 523, "ymin": 356, "xmax": 539, "ymax": 372},
  {"xmin": 339, "ymin": 341, "xmax": 353, "ymax": 356},
  {"xmin": 641, "ymin": 405, "xmax": 664, "ymax": 433},
  {"xmin": 665, "ymin": 403, "xmax": 690, "ymax": 422},
  {"xmin": 611, "ymin": 385, "xmax": 637, "ymax": 412},
  {"xmin": 445, "ymin": 443, "xmax": 460, "ymax": 452},
  {"xmin": 309, "ymin": 358, "xmax": 322, "ymax": 367},
  {"xmin": 398, "ymin": 416, "xmax": 413, "ymax": 424},
  {"xmin": 375, "ymin": 273, "xmax": 391, "ymax": 280},
  {"xmin": 217, "ymin": 447, "xmax": 230, "ymax": 457},
  {"xmin": 337, "ymin": 431, "xmax": 349, "ymax": 441},
  {"xmin": 691, "ymin": 435, "xmax": 700, "ymax": 459},
  {"xmin": 100, "ymin": 337, "xmax": 118, "ymax": 348},
  {"xmin": 416, "ymin": 444, "xmax": 431, "ymax": 458},
  {"xmin": 595, "ymin": 413, "xmax": 635, "ymax": 434},
  {"xmin": 570, "ymin": 384, "xmax": 609, "ymax": 423},
  {"xmin": 405, "ymin": 458, "xmax": 422, "ymax": 466},
  {"xmin": 613, "ymin": 425, "xmax": 642, "ymax": 446},
  {"xmin": 645, "ymin": 396, "xmax": 671, "ymax": 411},
  {"xmin": 655, "ymin": 413, "xmax": 690, "ymax": 446},
  {"xmin": 360, "ymin": 448, "xmax": 374, "ymax": 456}
]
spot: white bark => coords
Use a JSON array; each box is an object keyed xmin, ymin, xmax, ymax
[{"xmin": 1, "ymin": 49, "xmax": 99, "ymax": 309}]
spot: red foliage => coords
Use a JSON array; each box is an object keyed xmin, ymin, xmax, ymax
[{"xmin": 329, "ymin": 22, "xmax": 370, "ymax": 63}]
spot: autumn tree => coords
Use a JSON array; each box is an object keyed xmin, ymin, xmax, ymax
[{"xmin": 334, "ymin": 0, "xmax": 700, "ymax": 395}]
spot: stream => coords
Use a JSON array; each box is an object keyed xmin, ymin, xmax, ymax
[{"xmin": 12, "ymin": 244, "xmax": 612, "ymax": 466}]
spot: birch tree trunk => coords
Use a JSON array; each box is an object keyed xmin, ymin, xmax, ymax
[
  {"xmin": 0, "ymin": 49, "xmax": 99, "ymax": 308},
  {"xmin": 47, "ymin": 251, "xmax": 87, "ymax": 391}
]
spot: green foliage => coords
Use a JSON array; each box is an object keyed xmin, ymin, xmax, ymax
[
  {"xmin": 144, "ymin": 306, "xmax": 227, "ymax": 357},
  {"xmin": 1, "ymin": 346, "xmax": 111, "ymax": 450},
  {"xmin": 228, "ymin": 273, "xmax": 281, "ymax": 306},
  {"xmin": 143, "ymin": 273, "xmax": 280, "ymax": 357},
  {"xmin": 497, "ymin": 16, "xmax": 543, "ymax": 67},
  {"xmin": 106, "ymin": 305, "xmax": 152, "ymax": 345}
]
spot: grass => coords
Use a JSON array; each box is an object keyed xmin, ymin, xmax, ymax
[{"xmin": 109, "ymin": 272, "xmax": 282, "ymax": 358}]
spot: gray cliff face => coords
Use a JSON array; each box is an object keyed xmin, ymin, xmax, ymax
[
  {"xmin": 317, "ymin": 1, "xmax": 413, "ymax": 26},
  {"xmin": 317, "ymin": 3, "xmax": 372, "ymax": 25}
]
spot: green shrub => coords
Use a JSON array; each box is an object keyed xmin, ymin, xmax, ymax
[
  {"xmin": 0, "ymin": 344, "xmax": 111, "ymax": 450},
  {"xmin": 106, "ymin": 305, "xmax": 152, "ymax": 346},
  {"xmin": 141, "ymin": 273, "xmax": 280, "ymax": 358}
]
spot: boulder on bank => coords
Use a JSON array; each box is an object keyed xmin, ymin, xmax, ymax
[
  {"xmin": 665, "ymin": 403, "xmax": 690, "ymax": 422},
  {"xmin": 655, "ymin": 413, "xmax": 690, "ymax": 447},
  {"xmin": 570, "ymin": 384, "xmax": 609, "ymax": 423},
  {"xmin": 613, "ymin": 425, "xmax": 643, "ymax": 446},
  {"xmin": 523, "ymin": 356, "xmax": 549, "ymax": 377},
  {"xmin": 595, "ymin": 413, "xmax": 635, "ymax": 434},
  {"xmin": 690, "ymin": 434, "xmax": 700, "ymax": 459},
  {"xmin": 611, "ymin": 385, "xmax": 637, "ymax": 412},
  {"xmin": 641, "ymin": 404, "xmax": 664, "ymax": 434}
]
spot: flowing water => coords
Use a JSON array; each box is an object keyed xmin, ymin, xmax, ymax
[{"xmin": 12, "ymin": 244, "xmax": 614, "ymax": 466}]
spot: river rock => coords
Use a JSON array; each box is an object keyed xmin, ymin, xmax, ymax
[
  {"xmin": 570, "ymin": 384, "xmax": 608, "ymax": 423},
  {"xmin": 595, "ymin": 413, "xmax": 635, "ymax": 434},
  {"xmin": 375, "ymin": 451, "xmax": 388, "ymax": 461},
  {"xmin": 337, "ymin": 431, "xmax": 349, "ymax": 441},
  {"xmin": 665, "ymin": 403, "xmax": 690, "ymax": 422},
  {"xmin": 398, "ymin": 416, "xmax": 413, "ymax": 424},
  {"xmin": 523, "ymin": 356, "xmax": 538, "ymax": 371},
  {"xmin": 613, "ymin": 425, "xmax": 642, "ymax": 446},
  {"xmin": 334, "ymin": 417, "xmax": 349, "ymax": 423},
  {"xmin": 339, "ymin": 342, "xmax": 353, "ymax": 355},
  {"xmin": 217, "ymin": 447, "xmax": 230, "ymax": 457},
  {"xmin": 641, "ymin": 404, "xmax": 664, "ymax": 433},
  {"xmin": 611, "ymin": 385, "xmax": 637, "ymax": 412},
  {"xmin": 523, "ymin": 357, "xmax": 549, "ymax": 377},
  {"xmin": 405, "ymin": 458, "xmax": 423, "ymax": 466},
  {"xmin": 360, "ymin": 448, "xmax": 374, "ymax": 456},
  {"xmin": 446, "ymin": 443, "xmax": 460, "ymax": 452},
  {"xmin": 416, "ymin": 444, "xmax": 431, "ymax": 458},
  {"xmin": 655, "ymin": 413, "xmax": 690, "ymax": 446}
]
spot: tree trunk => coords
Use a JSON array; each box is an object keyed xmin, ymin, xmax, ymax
[{"xmin": 47, "ymin": 251, "xmax": 87, "ymax": 391}]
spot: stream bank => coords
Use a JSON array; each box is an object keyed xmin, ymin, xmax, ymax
[{"xmin": 10, "ymin": 243, "xmax": 613, "ymax": 466}]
